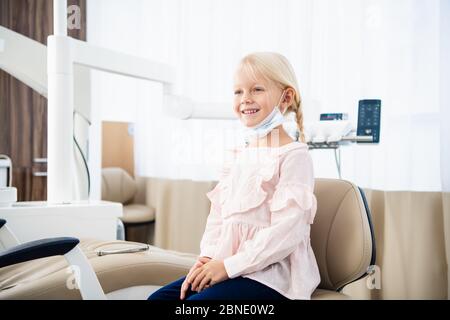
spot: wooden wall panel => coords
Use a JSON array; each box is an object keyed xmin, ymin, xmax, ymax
[{"xmin": 0, "ymin": 0, "xmax": 86, "ymax": 201}]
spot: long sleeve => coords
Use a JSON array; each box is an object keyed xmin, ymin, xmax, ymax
[
  {"xmin": 199, "ymin": 150, "xmax": 235, "ymax": 258},
  {"xmin": 223, "ymin": 150, "xmax": 317, "ymax": 278},
  {"xmin": 199, "ymin": 185, "xmax": 223, "ymax": 258}
]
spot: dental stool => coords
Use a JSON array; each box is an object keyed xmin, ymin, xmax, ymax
[
  {"xmin": 101, "ymin": 167, "xmax": 155, "ymax": 244},
  {"xmin": 0, "ymin": 178, "xmax": 374, "ymax": 300}
]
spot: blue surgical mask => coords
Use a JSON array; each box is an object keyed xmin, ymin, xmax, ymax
[{"xmin": 242, "ymin": 90, "xmax": 287, "ymax": 144}]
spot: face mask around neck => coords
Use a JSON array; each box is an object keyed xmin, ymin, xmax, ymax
[{"xmin": 242, "ymin": 90, "xmax": 287, "ymax": 144}]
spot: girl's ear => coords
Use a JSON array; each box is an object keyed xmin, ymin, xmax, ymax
[{"xmin": 281, "ymin": 88, "xmax": 295, "ymax": 113}]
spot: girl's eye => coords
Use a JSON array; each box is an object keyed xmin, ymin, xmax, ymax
[
  {"xmin": 234, "ymin": 90, "xmax": 242, "ymax": 95},
  {"xmin": 253, "ymin": 87, "xmax": 264, "ymax": 92}
]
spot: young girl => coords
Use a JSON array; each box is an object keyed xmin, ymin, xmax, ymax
[{"xmin": 148, "ymin": 52, "xmax": 320, "ymax": 300}]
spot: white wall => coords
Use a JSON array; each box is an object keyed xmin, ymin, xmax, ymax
[
  {"xmin": 440, "ymin": 0, "xmax": 450, "ymax": 192},
  {"xmin": 86, "ymin": 0, "xmax": 444, "ymax": 191}
]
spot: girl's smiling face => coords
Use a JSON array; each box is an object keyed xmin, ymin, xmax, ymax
[{"xmin": 233, "ymin": 67, "xmax": 284, "ymax": 128}]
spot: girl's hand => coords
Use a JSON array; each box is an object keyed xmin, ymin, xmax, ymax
[
  {"xmin": 189, "ymin": 260, "xmax": 229, "ymax": 293},
  {"xmin": 180, "ymin": 256, "xmax": 211, "ymax": 300}
]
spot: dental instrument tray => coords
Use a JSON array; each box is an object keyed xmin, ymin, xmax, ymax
[{"xmin": 96, "ymin": 244, "xmax": 150, "ymax": 256}]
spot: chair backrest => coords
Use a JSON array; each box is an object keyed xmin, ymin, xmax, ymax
[
  {"xmin": 312, "ymin": 178, "xmax": 376, "ymax": 291},
  {"xmin": 101, "ymin": 167, "xmax": 137, "ymax": 204}
]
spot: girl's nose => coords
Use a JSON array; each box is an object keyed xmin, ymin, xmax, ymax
[{"xmin": 240, "ymin": 93, "xmax": 252, "ymax": 106}]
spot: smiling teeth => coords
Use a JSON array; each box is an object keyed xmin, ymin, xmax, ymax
[{"xmin": 242, "ymin": 109, "xmax": 259, "ymax": 114}]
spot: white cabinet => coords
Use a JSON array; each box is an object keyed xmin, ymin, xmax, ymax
[{"xmin": 0, "ymin": 201, "xmax": 122, "ymax": 243}]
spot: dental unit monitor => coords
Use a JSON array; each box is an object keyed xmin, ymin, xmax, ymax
[
  {"xmin": 357, "ymin": 99, "xmax": 381, "ymax": 144},
  {"xmin": 309, "ymin": 99, "xmax": 381, "ymax": 179}
]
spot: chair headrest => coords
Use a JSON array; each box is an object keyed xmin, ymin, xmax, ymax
[
  {"xmin": 312, "ymin": 178, "xmax": 375, "ymax": 291},
  {"xmin": 101, "ymin": 167, "xmax": 137, "ymax": 204}
]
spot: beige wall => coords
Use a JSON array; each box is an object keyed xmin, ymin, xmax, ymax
[{"xmin": 102, "ymin": 121, "xmax": 134, "ymax": 177}]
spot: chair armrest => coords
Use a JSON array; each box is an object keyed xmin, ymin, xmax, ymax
[
  {"xmin": 0, "ymin": 237, "xmax": 79, "ymax": 268},
  {"xmin": 0, "ymin": 235, "xmax": 106, "ymax": 299}
]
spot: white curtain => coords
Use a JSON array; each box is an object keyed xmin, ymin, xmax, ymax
[
  {"xmin": 87, "ymin": 0, "xmax": 447, "ymax": 191},
  {"xmin": 440, "ymin": 0, "xmax": 450, "ymax": 193}
]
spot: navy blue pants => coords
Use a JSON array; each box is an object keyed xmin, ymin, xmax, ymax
[{"xmin": 147, "ymin": 276, "xmax": 289, "ymax": 300}]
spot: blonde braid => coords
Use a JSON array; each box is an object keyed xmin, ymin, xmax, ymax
[
  {"xmin": 296, "ymin": 106, "xmax": 305, "ymax": 143},
  {"xmin": 290, "ymin": 90, "xmax": 305, "ymax": 143}
]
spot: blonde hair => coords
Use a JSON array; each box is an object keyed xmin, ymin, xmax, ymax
[{"xmin": 237, "ymin": 52, "xmax": 305, "ymax": 143}]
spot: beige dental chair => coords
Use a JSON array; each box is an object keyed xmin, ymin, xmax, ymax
[
  {"xmin": 101, "ymin": 167, "xmax": 156, "ymax": 243},
  {"xmin": 0, "ymin": 178, "xmax": 375, "ymax": 300}
]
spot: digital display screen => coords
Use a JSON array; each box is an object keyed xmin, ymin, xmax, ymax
[{"xmin": 357, "ymin": 100, "xmax": 381, "ymax": 143}]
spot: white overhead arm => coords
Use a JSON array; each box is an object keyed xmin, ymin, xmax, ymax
[
  {"xmin": 1, "ymin": 0, "xmax": 236, "ymax": 203},
  {"xmin": 72, "ymin": 38, "xmax": 174, "ymax": 84},
  {"xmin": 163, "ymin": 95, "xmax": 235, "ymax": 120},
  {"xmin": 0, "ymin": 26, "xmax": 47, "ymax": 97},
  {"xmin": 190, "ymin": 102, "xmax": 235, "ymax": 119},
  {"xmin": 46, "ymin": 0, "xmax": 180, "ymax": 203}
]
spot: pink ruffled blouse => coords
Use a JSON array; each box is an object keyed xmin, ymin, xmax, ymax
[{"xmin": 199, "ymin": 141, "xmax": 321, "ymax": 300}]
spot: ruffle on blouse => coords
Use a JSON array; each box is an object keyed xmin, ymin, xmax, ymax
[
  {"xmin": 207, "ymin": 158, "xmax": 279, "ymax": 218},
  {"xmin": 269, "ymin": 182, "xmax": 317, "ymax": 224},
  {"xmin": 206, "ymin": 150, "xmax": 235, "ymax": 208},
  {"xmin": 206, "ymin": 181, "xmax": 225, "ymax": 208}
]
